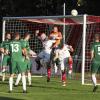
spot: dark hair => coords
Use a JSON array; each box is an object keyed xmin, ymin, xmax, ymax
[
  {"xmin": 24, "ymin": 32, "xmax": 30, "ymax": 38},
  {"xmin": 95, "ymin": 34, "xmax": 99, "ymax": 39},
  {"xmin": 5, "ymin": 32, "xmax": 11, "ymax": 36},
  {"xmin": 37, "ymin": 32, "xmax": 44, "ymax": 37},
  {"xmin": 13, "ymin": 32, "xmax": 20, "ymax": 39}
]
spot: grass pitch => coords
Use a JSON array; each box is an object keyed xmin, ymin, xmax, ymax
[{"xmin": 0, "ymin": 76, "xmax": 100, "ymax": 100}]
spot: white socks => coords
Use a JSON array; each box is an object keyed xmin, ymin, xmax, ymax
[
  {"xmin": 2, "ymin": 73, "xmax": 5, "ymax": 82},
  {"xmin": 9, "ymin": 77, "xmax": 13, "ymax": 91},
  {"xmin": 92, "ymin": 74, "xmax": 97, "ymax": 86},
  {"xmin": 15, "ymin": 73, "xmax": 31, "ymax": 86},
  {"xmin": 22, "ymin": 75, "xmax": 26, "ymax": 91},
  {"xmin": 28, "ymin": 72, "xmax": 31, "ymax": 85},
  {"xmin": 54, "ymin": 64, "xmax": 58, "ymax": 74},
  {"xmin": 15, "ymin": 73, "xmax": 21, "ymax": 85}
]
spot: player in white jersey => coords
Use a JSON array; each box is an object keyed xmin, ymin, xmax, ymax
[
  {"xmin": 54, "ymin": 44, "xmax": 73, "ymax": 86},
  {"xmin": 35, "ymin": 32, "xmax": 56, "ymax": 82}
]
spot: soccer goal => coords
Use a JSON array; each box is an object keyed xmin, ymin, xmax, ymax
[
  {"xmin": 82, "ymin": 15, "xmax": 100, "ymax": 85},
  {"xmin": 1, "ymin": 15, "xmax": 100, "ymax": 84}
]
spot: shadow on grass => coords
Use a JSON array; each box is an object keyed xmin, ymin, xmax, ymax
[
  {"xmin": 0, "ymin": 96, "xmax": 24, "ymax": 100},
  {"xmin": 31, "ymin": 85, "xmax": 89, "ymax": 92}
]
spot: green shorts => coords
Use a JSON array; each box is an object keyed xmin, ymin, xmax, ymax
[
  {"xmin": 91, "ymin": 60, "xmax": 100, "ymax": 73},
  {"xmin": 2, "ymin": 55, "xmax": 10, "ymax": 67},
  {"xmin": 24, "ymin": 59, "xmax": 32, "ymax": 70},
  {"xmin": 10, "ymin": 59, "xmax": 27, "ymax": 74}
]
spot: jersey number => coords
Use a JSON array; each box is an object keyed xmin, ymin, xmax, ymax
[{"xmin": 11, "ymin": 44, "xmax": 19, "ymax": 52}]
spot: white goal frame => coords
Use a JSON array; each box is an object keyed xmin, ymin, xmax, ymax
[{"xmin": 2, "ymin": 15, "xmax": 97, "ymax": 85}]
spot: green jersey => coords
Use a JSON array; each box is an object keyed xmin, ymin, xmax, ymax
[
  {"xmin": 0, "ymin": 43, "xmax": 2, "ymax": 48},
  {"xmin": 21, "ymin": 39, "xmax": 30, "ymax": 53},
  {"xmin": 8, "ymin": 40, "xmax": 24, "ymax": 61},
  {"xmin": 2, "ymin": 40, "xmax": 10, "ymax": 49},
  {"xmin": 91, "ymin": 42, "xmax": 100, "ymax": 61}
]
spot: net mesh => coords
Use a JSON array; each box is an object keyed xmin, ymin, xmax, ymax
[
  {"xmin": 84, "ymin": 16, "xmax": 100, "ymax": 84},
  {"xmin": 2, "ymin": 16, "xmax": 84, "ymax": 76},
  {"xmin": 2, "ymin": 15, "xmax": 100, "ymax": 80}
]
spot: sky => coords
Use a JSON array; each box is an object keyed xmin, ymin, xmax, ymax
[{"xmin": 0, "ymin": 0, "xmax": 100, "ymax": 17}]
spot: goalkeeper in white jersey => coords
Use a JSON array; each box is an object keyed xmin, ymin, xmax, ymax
[
  {"xmin": 35, "ymin": 32, "xmax": 56, "ymax": 82},
  {"xmin": 54, "ymin": 43, "xmax": 74, "ymax": 86}
]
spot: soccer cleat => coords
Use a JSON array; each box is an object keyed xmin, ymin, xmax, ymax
[
  {"xmin": 62, "ymin": 84, "xmax": 66, "ymax": 87},
  {"xmin": 47, "ymin": 77, "xmax": 50, "ymax": 82},
  {"xmin": 93, "ymin": 86, "xmax": 98, "ymax": 92},
  {"xmin": 8, "ymin": 90, "xmax": 12, "ymax": 93},
  {"xmin": 23, "ymin": 90, "xmax": 27, "ymax": 93},
  {"xmin": 14, "ymin": 84, "xmax": 18, "ymax": 87},
  {"xmin": 29, "ymin": 85, "xmax": 32, "ymax": 87},
  {"xmin": 62, "ymin": 81, "xmax": 66, "ymax": 87},
  {"xmin": 36, "ymin": 64, "xmax": 41, "ymax": 71}
]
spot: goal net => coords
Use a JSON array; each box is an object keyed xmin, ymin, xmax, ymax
[
  {"xmin": 82, "ymin": 15, "xmax": 100, "ymax": 85},
  {"xmin": 1, "ymin": 15, "xmax": 100, "ymax": 84}
]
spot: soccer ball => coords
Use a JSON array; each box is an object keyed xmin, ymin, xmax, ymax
[{"xmin": 71, "ymin": 9, "xmax": 78, "ymax": 16}]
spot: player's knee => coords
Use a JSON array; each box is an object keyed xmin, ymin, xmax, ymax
[
  {"xmin": 10, "ymin": 74, "xmax": 14, "ymax": 77},
  {"xmin": 68, "ymin": 57, "xmax": 73, "ymax": 64},
  {"xmin": 35, "ymin": 57, "xmax": 41, "ymax": 63}
]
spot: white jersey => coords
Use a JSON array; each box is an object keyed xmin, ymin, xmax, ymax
[
  {"xmin": 38, "ymin": 39, "xmax": 56, "ymax": 62},
  {"xmin": 42, "ymin": 39, "xmax": 55, "ymax": 51},
  {"xmin": 57, "ymin": 44, "xmax": 71, "ymax": 61}
]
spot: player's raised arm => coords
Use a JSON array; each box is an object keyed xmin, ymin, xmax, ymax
[{"xmin": 69, "ymin": 45, "xmax": 74, "ymax": 52}]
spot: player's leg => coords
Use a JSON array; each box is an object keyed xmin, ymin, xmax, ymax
[
  {"xmin": 47, "ymin": 61, "xmax": 51, "ymax": 82},
  {"xmin": 18, "ymin": 61, "xmax": 27, "ymax": 93},
  {"xmin": 9, "ymin": 74, "xmax": 14, "ymax": 93},
  {"xmin": 60, "ymin": 59, "xmax": 66, "ymax": 86},
  {"xmin": 68, "ymin": 56, "xmax": 73, "ymax": 76},
  {"xmin": 2, "ymin": 55, "xmax": 9, "ymax": 81},
  {"xmin": 35, "ymin": 51, "xmax": 45, "ymax": 70},
  {"xmin": 35, "ymin": 57, "xmax": 41, "ymax": 70},
  {"xmin": 27, "ymin": 71, "xmax": 32, "ymax": 86},
  {"xmin": 54, "ymin": 63, "xmax": 58, "ymax": 74},
  {"xmin": 14, "ymin": 73, "xmax": 21, "ymax": 86},
  {"xmin": 9, "ymin": 60, "xmax": 16, "ymax": 93},
  {"xmin": 91, "ymin": 61, "xmax": 99, "ymax": 92},
  {"xmin": 26, "ymin": 59, "xmax": 32, "ymax": 86},
  {"xmin": 21, "ymin": 72, "xmax": 27, "ymax": 93}
]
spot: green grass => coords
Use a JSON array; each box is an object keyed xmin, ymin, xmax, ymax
[{"xmin": 0, "ymin": 76, "xmax": 100, "ymax": 100}]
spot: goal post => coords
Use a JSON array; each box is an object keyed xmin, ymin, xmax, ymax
[
  {"xmin": 0, "ymin": 20, "xmax": 6, "ymax": 73},
  {"xmin": 82, "ymin": 14, "xmax": 87, "ymax": 85},
  {"xmin": 1, "ymin": 15, "xmax": 100, "ymax": 82},
  {"xmin": 1, "ymin": 15, "xmax": 84, "ymax": 76},
  {"xmin": 82, "ymin": 15, "xmax": 100, "ymax": 85}
]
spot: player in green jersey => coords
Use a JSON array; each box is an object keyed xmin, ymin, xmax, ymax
[
  {"xmin": 15, "ymin": 33, "xmax": 34, "ymax": 86},
  {"xmin": 1, "ymin": 33, "xmax": 11, "ymax": 81},
  {"xmin": 91, "ymin": 34, "xmax": 100, "ymax": 92},
  {"xmin": 6, "ymin": 33, "xmax": 27, "ymax": 93}
]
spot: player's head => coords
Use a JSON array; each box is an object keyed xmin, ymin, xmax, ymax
[
  {"xmin": 5, "ymin": 32, "xmax": 11, "ymax": 40},
  {"xmin": 53, "ymin": 26, "xmax": 58, "ymax": 32},
  {"xmin": 14, "ymin": 32, "xmax": 20, "ymax": 40},
  {"xmin": 40, "ymin": 33, "xmax": 47, "ymax": 41},
  {"xmin": 24, "ymin": 33, "xmax": 30, "ymax": 40},
  {"xmin": 94, "ymin": 34, "xmax": 99, "ymax": 42}
]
